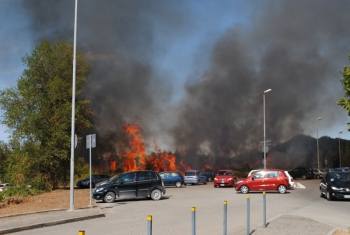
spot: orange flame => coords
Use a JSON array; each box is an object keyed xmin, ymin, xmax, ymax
[
  {"xmin": 110, "ymin": 159, "xmax": 117, "ymax": 172},
  {"xmin": 122, "ymin": 124, "xmax": 146, "ymax": 171}
]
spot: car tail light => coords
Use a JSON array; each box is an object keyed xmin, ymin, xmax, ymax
[{"xmin": 161, "ymin": 179, "xmax": 164, "ymax": 186}]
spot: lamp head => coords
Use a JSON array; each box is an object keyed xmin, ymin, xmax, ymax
[
  {"xmin": 264, "ymin": 89, "xmax": 272, "ymax": 94},
  {"xmin": 317, "ymin": 117, "xmax": 322, "ymax": 120}
]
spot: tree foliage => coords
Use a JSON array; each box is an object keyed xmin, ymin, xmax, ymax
[
  {"xmin": 0, "ymin": 40, "xmax": 92, "ymax": 189},
  {"xmin": 338, "ymin": 54, "xmax": 350, "ymax": 131}
]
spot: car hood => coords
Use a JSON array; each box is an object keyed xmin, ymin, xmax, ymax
[
  {"xmin": 95, "ymin": 180, "xmax": 109, "ymax": 188},
  {"xmin": 329, "ymin": 180, "xmax": 350, "ymax": 188}
]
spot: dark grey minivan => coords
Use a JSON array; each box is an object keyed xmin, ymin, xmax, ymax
[{"xmin": 92, "ymin": 170, "xmax": 166, "ymax": 203}]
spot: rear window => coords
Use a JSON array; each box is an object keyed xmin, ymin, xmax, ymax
[{"xmin": 185, "ymin": 171, "xmax": 196, "ymax": 176}]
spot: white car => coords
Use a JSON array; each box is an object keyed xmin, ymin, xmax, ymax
[{"xmin": 0, "ymin": 183, "xmax": 8, "ymax": 192}]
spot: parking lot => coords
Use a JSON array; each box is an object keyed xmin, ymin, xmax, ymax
[{"xmin": 12, "ymin": 179, "xmax": 350, "ymax": 235}]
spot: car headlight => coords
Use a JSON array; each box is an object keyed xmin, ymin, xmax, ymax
[
  {"xmin": 331, "ymin": 186, "xmax": 340, "ymax": 191},
  {"xmin": 214, "ymin": 177, "xmax": 218, "ymax": 181},
  {"xmin": 227, "ymin": 178, "xmax": 233, "ymax": 181},
  {"xmin": 95, "ymin": 187, "xmax": 104, "ymax": 193}
]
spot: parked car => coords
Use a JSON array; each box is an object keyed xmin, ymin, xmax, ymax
[
  {"xmin": 288, "ymin": 167, "xmax": 314, "ymax": 179},
  {"xmin": 76, "ymin": 174, "xmax": 111, "ymax": 188},
  {"xmin": 214, "ymin": 169, "xmax": 237, "ymax": 187},
  {"xmin": 159, "ymin": 171, "xmax": 184, "ymax": 187},
  {"xmin": 0, "ymin": 183, "xmax": 8, "ymax": 192},
  {"xmin": 92, "ymin": 170, "xmax": 166, "ymax": 203},
  {"xmin": 248, "ymin": 169, "xmax": 293, "ymax": 188},
  {"xmin": 320, "ymin": 172, "xmax": 350, "ymax": 201},
  {"xmin": 202, "ymin": 169, "xmax": 215, "ymax": 182},
  {"xmin": 184, "ymin": 170, "xmax": 207, "ymax": 185},
  {"xmin": 235, "ymin": 169, "xmax": 290, "ymax": 194},
  {"xmin": 332, "ymin": 167, "xmax": 350, "ymax": 172},
  {"xmin": 313, "ymin": 169, "xmax": 326, "ymax": 179}
]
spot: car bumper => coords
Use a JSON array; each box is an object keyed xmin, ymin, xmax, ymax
[
  {"xmin": 184, "ymin": 180, "xmax": 198, "ymax": 184},
  {"xmin": 330, "ymin": 191, "xmax": 350, "ymax": 199},
  {"xmin": 214, "ymin": 181, "xmax": 233, "ymax": 187}
]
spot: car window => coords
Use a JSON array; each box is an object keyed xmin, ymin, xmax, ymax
[
  {"xmin": 185, "ymin": 171, "xmax": 195, "ymax": 176},
  {"xmin": 254, "ymin": 172, "xmax": 266, "ymax": 178},
  {"xmin": 150, "ymin": 172, "xmax": 159, "ymax": 180},
  {"xmin": 122, "ymin": 172, "xmax": 136, "ymax": 183},
  {"xmin": 138, "ymin": 171, "xmax": 152, "ymax": 181},
  {"xmin": 267, "ymin": 171, "xmax": 280, "ymax": 178},
  {"xmin": 171, "ymin": 172, "xmax": 180, "ymax": 177}
]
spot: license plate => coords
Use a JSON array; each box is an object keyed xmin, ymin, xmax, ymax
[
  {"xmin": 220, "ymin": 184, "xmax": 225, "ymax": 186},
  {"xmin": 344, "ymin": 195, "xmax": 350, "ymax": 198}
]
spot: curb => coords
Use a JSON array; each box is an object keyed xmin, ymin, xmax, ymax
[{"xmin": 0, "ymin": 212, "xmax": 105, "ymax": 235}]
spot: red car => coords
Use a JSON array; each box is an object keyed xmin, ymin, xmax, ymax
[
  {"xmin": 235, "ymin": 169, "xmax": 290, "ymax": 194},
  {"xmin": 214, "ymin": 169, "xmax": 237, "ymax": 187}
]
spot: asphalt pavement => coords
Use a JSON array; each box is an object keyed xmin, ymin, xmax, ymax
[{"xmin": 0, "ymin": 182, "xmax": 345, "ymax": 235}]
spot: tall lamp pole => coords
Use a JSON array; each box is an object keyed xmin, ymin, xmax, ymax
[
  {"xmin": 339, "ymin": 131, "xmax": 342, "ymax": 168},
  {"xmin": 69, "ymin": 0, "xmax": 78, "ymax": 211},
  {"xmin": 263, "ymin": 89, "xmax": 272, "ymax": 170},
  {"xmin": 316, "ymin": 117, "xmax": 322, "ymax": 169}
]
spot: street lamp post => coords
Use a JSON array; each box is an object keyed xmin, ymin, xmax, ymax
[
  {"xmin": 316, "ymin": 117, "xmax": 322, "ymax": 169},
  {"xmin": 69, "ymin": 0, "xmax": 78, "ymax": 211},
  {"xmin": 263, "ymin": 89, "xmax": 272, "ymax": 170},
  {"xmin": 339, "ymin": 131, "xmax": 343, "ymax": 167}
]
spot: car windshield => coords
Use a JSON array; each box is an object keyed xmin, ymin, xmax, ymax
[
  {"xmin": 185, "ymin": 172, "xmax": 196, "ymax": 176},
  {"xmin": 329, "ymin": 173, "xmax": 350, "ymax": 182},
  {"xmin": 217, "ymin": 171, "xmax": 232, "ymax": 176},
  {"xmin": 108, "ymin": 174, "xmax": 121, "ymax": 183}
]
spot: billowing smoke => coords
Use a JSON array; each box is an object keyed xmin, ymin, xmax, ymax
[{"xmin": 12, "ymin": 1, "xmax": 350, "ymax": 169}]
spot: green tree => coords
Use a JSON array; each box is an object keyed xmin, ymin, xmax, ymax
[
  {"xmin": 0, "ymin": 40, "xmax": 92, "ymax": 189},
  {"xmin": 338, "ymin": 54, "xmax": 350, "ymax": 131}
]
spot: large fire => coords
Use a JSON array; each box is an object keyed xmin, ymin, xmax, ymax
[{"xmin": 113, "ymin": 124, "xmax": 191, "ymax": 173}]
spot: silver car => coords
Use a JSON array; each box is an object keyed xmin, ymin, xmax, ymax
[{"xmin": 184, "ymin": 170, "xmax": 207, "ymax": 185}]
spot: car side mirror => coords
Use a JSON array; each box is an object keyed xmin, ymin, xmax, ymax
[{"xmin": 251, "ymin": 177, "xmax": 255, "ymax": 181}]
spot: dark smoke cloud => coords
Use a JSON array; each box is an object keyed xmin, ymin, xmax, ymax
[
  {"xmin": 171, "ymin": 1, "xmax": 350, "ymax": 168},
  {"xmin": 16, "ymin": 0, "xmax": 350, "ymax": 169}
]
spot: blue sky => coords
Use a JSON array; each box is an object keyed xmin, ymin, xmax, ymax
[{"xmin": 1, "ymin": 0, "xmax": 350, "ymax": 156}]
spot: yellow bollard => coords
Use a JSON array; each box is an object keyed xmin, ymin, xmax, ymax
[{"xmin": 78, "ymin": 231, "xmax": 85, "ymax": 235}]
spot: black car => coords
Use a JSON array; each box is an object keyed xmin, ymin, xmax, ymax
[
  {"xmin": 92, "ymin": 170, "xmax": 166, "ymax": 203},
  {"xmin": 76, "ymin": 174, "xmax": 110, "ymax": 188},
  {"xmin": 320, "ymin": 172, "xmax": 350, "ymax": 200},
  {"xmin": 202, "ymin": 169, "xmax": 215, "ymax": 182},
  {"xmin": 288, "ymin": 167, "xmax": 314, "ymax": 179}
]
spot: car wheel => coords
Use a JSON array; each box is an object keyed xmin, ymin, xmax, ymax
[
  {"xmin": 326, "ymin": 190, "xmax": 333, "ymax": 201},
  {"xmin": 103, "ymin": 192, "xmax": 116, "ymax": 203},
  {"xmin": 204, "ymin": 180, "xmax": 207, "ymax": 185},
  {"xmin": 277, "ymin": 185, "xmax": 287, "ymax": 194},
  {"xmin": 207, "ymin": 177, "xmax": 212, "ymax": 182},
  {"xmin": 302, "ymin": 175, "xmax": 307, "ymax": 180},
  {"xmin": 175, "ymin": 181, "xmax": 182, "ymax": 188},
  {"xmin": 240, "ymin": 185, "xmax": 249, "ymax": 194},
  {"xmin": 184, "ymin": 183, "xmax": 187, "ymax": 186},
  {"xmin": 316, "ymin": 175, "xmax": 320, "ymax": 179},
  {"xmin": 151, "ymin": 189, "xmax": 162, "ymax": 200}
]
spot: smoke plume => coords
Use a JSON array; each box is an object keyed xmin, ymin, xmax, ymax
[{"xmin": 10, "ymin": 0, "xmax": 350, "ymax": 169}]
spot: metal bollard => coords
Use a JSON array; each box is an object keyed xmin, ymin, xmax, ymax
[
  {"xmin": 263, "ymin": 192, "xmax": 266, "ymax": 228},
  {"xmin": 147, "ymin": 215, "xmax": 152, "ymax": 235},
  {"xmin": 78, "ymin": 231, "xmax": 85, "ymax": 235},
  {"xmin": 192, "ymin": 207, "xmax": 196, "ymax": 235},
  {"xmin": 223, "ymin": 201, "xmax": 227, "ymax": 235},
  {"xmin": 246, "ymin": 195, "xmax": 250, "ymax": 235}
]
